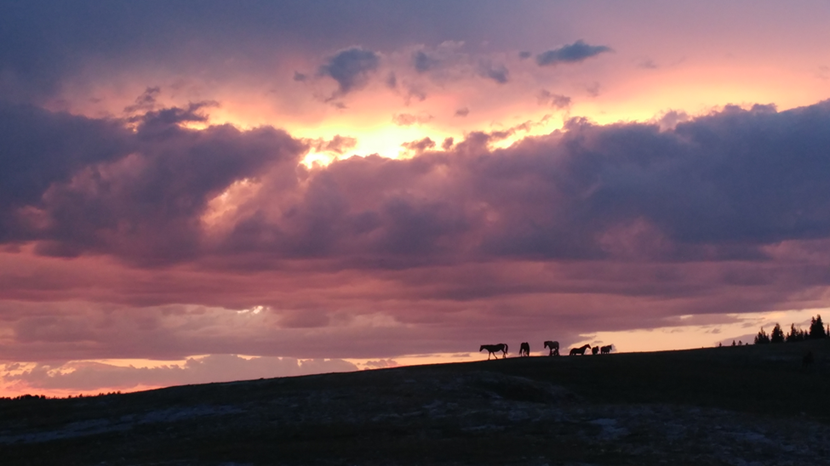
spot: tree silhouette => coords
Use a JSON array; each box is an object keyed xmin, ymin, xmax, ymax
[
  {"xmin": 809, "ymin": 315, "xmax": 827, "ymax": 339},
  {"xmin": 786, "ymin": 324, "xmax": 807, "ymax": 342},
  {"xmin": 754, "ymin": 328, "xmax": 770, "ymax": 344},
  {"xmin": 770, "ymin": 323, "xmax": 785, "ymax": 343}
]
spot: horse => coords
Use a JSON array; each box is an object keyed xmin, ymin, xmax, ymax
[
  {"xmin": 480, "ymin": 343, "xmax": 508, "ymax": 360},
  {"xmin": 519, "ymin": 342, "xmax": 530, "ymax": 357},
  {"xmin": 569, "ymin": 344, "xmax": 591, "ymax": 356},
  {"xmin": 592, "ymin": 346, "xmax": 599, "ymax": 355},
  {"xmin": 600, "ymin": 344, "xmax": 613, "ymax": 354},
  {"xmin": 543, "ymin": 340, "xmax": 560, "ymax": 356}
]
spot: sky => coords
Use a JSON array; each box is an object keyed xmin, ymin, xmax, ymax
[{"xmin": 2, "ymin": 0, "xmax": 830, "ymax": 396}]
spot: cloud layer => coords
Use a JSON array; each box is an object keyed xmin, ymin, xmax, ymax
[
  {"xmin": 4, "ymin": 355, "xmax": 357, "ymax": 392},
  {"xmin": 5, "ymin": 101, "xmax": 830, "ymax": 267},
  {"xmin": 1, "ymin": 100, "xmax": 830, "ymax": 376}
]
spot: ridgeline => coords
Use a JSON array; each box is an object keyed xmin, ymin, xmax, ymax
[{"xmin": 2, "ymin": 340, "xmax": 830, "ymax": 465}]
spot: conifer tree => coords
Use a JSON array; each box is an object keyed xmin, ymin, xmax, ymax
[
  {"xmin": 770, "ymin": 323, "xmax": 785, "ymax": 343},
  {"xmin": 786, "ymin": 323, "xmax": 807, "ymax": 342},
  {"xmin": 787, "ymin": 324, "xmax": 797, "ymax": 342},
  {"xmin": 754, "ymin": 328, "xmax": 770, "ymax": 344},
  {"xmin": 809, "ymin": 315, "xmax": 827, "ymax": 339}
]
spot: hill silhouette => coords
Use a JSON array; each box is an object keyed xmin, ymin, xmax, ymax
[{"xmin": 2, "ymin": 340, "xmax": 830, "ymax": 465}]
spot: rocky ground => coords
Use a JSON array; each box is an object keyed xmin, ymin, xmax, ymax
[{"xmin": 2, "ymin": 342, "xmax": 829, "ymax": 465}]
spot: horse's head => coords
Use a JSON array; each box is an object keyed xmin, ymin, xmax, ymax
[{"xmin": 479, "ymin": 345, "xmax": 486, "ymax": 352}]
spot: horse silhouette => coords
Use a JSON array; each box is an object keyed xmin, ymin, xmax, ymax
[
  {"xmin": 592, "ymin": 346, "xmax": 599, "ymax": 355},
  {"xmin": 480, "ymin": 343, "xmax": 508, "ymax": 360},
  {"xmin": 543, "ymin": 340, "xmax": 560, "ymax": 356},
  {"xmin": 600, "ymin": 344, "xmax": 613, "ymax": 354},
  {"xmin": 519, "ymin": 342, "xmax": 530, "ymax": 357},
  {"xmin": 569, "ymin": 344, "xmax": 591, "ymax": 356}
]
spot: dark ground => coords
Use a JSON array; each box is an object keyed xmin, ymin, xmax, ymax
[{"xmin": 2, "ymin": 340, "xmax": 830, "ymax": 465}]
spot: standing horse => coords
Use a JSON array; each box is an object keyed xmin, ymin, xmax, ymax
[
  {"xmin": 519, "ymin": 342, "xmax": 530, "ymax": 357},
  {"xmin": 480, "ymin": 343, "xmax": 508, "ymax": 360},
  {"xmin": 600, "ymin": 344, "xmax": 613, "ymax": 354},
  {"xmin": 569, "ymin": 344, "xmax": 591, "ymax": 356},
  {"xmin": 592, "ymin": 346, "xmax": 599, "ymax": 355},
  {"xmin": 544, "ymin": 340, "xmax": 560, "ymax": 356}
]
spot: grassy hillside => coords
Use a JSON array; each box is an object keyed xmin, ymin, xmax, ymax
[{"xmin": 1, "ymin": 340, "xmax": 829, "ymax": 465}]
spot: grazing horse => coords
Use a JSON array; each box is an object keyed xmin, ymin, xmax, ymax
[
  {"xmin": 480, "ymin": 343, "xmax": 508, "ymax": 360},
  {"xmin": 543, "ymin": 340, "xmax": 560, "ymax": 356},
  {"xmin": 569, "ymin": 344, "xmax": 591, "ymax": 356},
  {"xmin": 519, "ymin": 342, "xmax": 530, "ymax": 357},
  {"xmin": 600, "ymin": 344, "xmax": 613, "ymax": 354},
  {"xmin": 592, "ymin": 346, "xmax": 599, "ymax": 355}
]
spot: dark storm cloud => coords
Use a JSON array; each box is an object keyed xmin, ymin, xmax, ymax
[
  {"xmin": 317, "ymin": 47, "xmax": 380, "ymax": 96},
  {"xmin": 4, "ymin": 99, "xmax": 830, "ymax": 270},
  {"xmin": 536, "ymin": 40, "xmax": 612, "ymax": 66},
  {"xmin": 223, "ymin": 100, "xmax": 830, "ymax": 266},
  {"xmin": 0, "ymin": 100, "xmax": 305, "ymax": 264},
  {"xmin": 0, "ymin": 103, "xmax": 133, "ymax": 242}
]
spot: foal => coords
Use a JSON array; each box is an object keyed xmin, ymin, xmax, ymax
[{"xmin": 543, "ymin": 340, "xmax": 560, "ymax": 356}]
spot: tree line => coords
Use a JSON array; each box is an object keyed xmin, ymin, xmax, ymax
[{"xmin": 754, "ymin": 314, "xmax": 829, "ymax": 344}]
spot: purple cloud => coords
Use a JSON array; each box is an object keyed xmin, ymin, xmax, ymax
[
  {"xmin": 318, "ymin": 47, "xmax": 380, "ymax": 96},
  {"xmin": 536, "ymin": 40, "xmax": 612, "ymax": 66}
]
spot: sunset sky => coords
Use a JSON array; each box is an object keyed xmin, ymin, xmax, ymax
[{"xmin": 2, "ymin": 1, "xmax": 830, "ymax": 396}]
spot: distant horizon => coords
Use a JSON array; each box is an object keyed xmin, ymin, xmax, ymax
[
  {"xmin": 3, "ymin": 307, "xmax": 825, "ymax": 398},
  {"xmin": 2, "ymin": 1, "xmax": 830, "ymax": 396}
]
